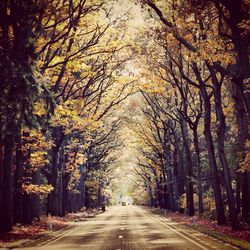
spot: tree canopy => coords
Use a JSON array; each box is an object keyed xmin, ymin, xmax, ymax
[{"xmin": 0, "ymin": 0, "xmax": 249, "ymax": 233}]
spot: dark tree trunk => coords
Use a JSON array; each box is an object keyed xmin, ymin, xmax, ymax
[
  {"xmin": 79, "ymin": 166, "xmax": 85, "ymax": 208},
  {"xmin": 220, "ymin": 0, "xmax": 250, "ymax": 223},
  {"xmin": 224, "ymin": 0, "xmax": 250, "ymax": 115},
  {"xmin": 193, "ymin": 128, "xmax": 203, "ymax": 216},
  {"xmin": 163, "ymin": 129, "xmax": 175, "ymax": 211},
  {"xmin": 14, "ymin": 133, "xmax": 24, "ymax": 224},
  {"xmin": 155, "ymin": 179, "xmax": 161, "ymax": 208},
  {"xmin": 235, "ymin": 172, "xmax": 241, "ymax": 214},
  {"xmin": 58, "ymin": 147, "xmax": 64, "ymax": 217},
  {"xmin": 47, "ymin": 128, "xmax": 64, "ymax": 215},
  {"xmin": 177, "ymin": 139, "xmax": 185, "ymax": 196},
  {"xmin": 193, "ymin": 64, "xmax": 226, "ymax": 225},
  {"xmin": 202, "ymin": 92, "xmax": 225, "ymax": 224},
  {"xmin": 158, "ymin": 176, "xmax": 164, "ymax": 209},
  {"xmin": 61, "ymin": 174, "xmax": 67, "ymax": 216},
  {"xmin": 232, "ymin": 80, "xmax": 250, "ymax": 222},
  {"xmin": 0, "ymin": 134, "xmax": 15, "ymax": 232},
  {"xmin": 47, "ymin": 146, "xmax": 59, "ymax": 215},
  {"xmin": 209, "ymin": 65, "xmax": 238, "ymax": 229},
  {"xmin": 172, "ymin": 142, "xmax": 181, "ymax": 211},
  {"xmin": 0, "ymin": 112, "xmax": 4, "ymax": 228},
  {"xmin": 31, "ymin": 172, "xmax": 40, "ymax": 220},
  {"xmin": 23, "ymin": 193, "xmax": 32, "ymax": 224},
  {"xmin": 242, "ymin": 171, "xmax": 250, "ymax": 222},
  {"xmin": 63, "ymin": 173, "xmax": 70, "ymax": 214},
  {"xmin": 179, "ymin": 116, "xmax": 194, "ymax": 216}
]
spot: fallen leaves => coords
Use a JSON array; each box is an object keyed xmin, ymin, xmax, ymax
[{"xmin": 0, "ymin": 209, "xmax": 101, "ymax": 247}]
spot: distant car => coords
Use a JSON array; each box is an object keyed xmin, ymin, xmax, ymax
[
  {"xmin": 127, "ymin": 202, "xmax": 130, "ymax": 205},
  {"xmin": 122, "ymin": 202, "xmax": 126, "ymax": 206}
]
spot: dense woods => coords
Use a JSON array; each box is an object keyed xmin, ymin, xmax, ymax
[
  {"xmin": 131, "ymin": 0, "xmax": 250, "ymax": 231},
  {"xmin": 0, "ymin": 0, "xmax": 249, "ymax": 234},
  {"xmin": 0, "ymin": 0, "xmax": 135, "ymax": 233}
]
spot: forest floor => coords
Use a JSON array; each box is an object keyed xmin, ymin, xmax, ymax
[
  {"xmin": 147, "ymin": 207, "xmax": 250, "ymax": 250},
  {"xmin": 0, "ymin": 209, "xmax": 102, "ymax": 248}
]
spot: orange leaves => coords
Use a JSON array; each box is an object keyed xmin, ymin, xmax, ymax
[
  {"xmin": 21, "ymin": 128, "xmax": 51, "ymax": 172},
  {"xmin": 237, "ymin": 19, "xmax": 250, "ymax": 36},
  {"xmin": 22, "ymin": 184, "xmax": 54, "ymax": 195},
  {"xmin": 196, "ymin": 39, "xmax": 235, "ymax": 65},
  {"xmin": 240, "ymin": 139, "xmax": 250, "ymax": 172}
]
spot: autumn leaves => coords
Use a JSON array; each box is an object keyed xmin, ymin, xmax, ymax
[
  {"xmin": 0, "ymin": 0, "xmax": 136, "ymax": 233},
  {"xmin": 133, "ymin": 0, "xmax": 250, "ymax": 230}
]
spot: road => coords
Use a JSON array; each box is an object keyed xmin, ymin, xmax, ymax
[{"xmin": 17, "ymin": 206, "xmax": 239, "ymax": 250}]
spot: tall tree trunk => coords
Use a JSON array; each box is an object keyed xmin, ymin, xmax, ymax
[
  {"xmin": 79, "ymin": 165, "xmax": 85, "ymax": 208},
  {"xmin": 193, "ymin": 128, "xmax": 203, "ymax": 216},
  {"xmin": 47, "ymin": 145, "xmax": 59, "ymax": 215},
  {"xmin": 223, "ymin": 0, "xmax": 250, "ymax": 223},
  {"xmin": 179, "ymin": 116, "xmax": 194, "ymax": 216},
  {"xmin": 210, "ymin": 67, "xmax": 238, "ymax": 229},
  {"xmin": 31, "ymin": 172, "xmax": 40, "ymax": 220},
  {"xmin": 155, "ymin": 178, "xmax": 161, "ymax": 208},
  {"xmin": 232, "ymin": 80, "xmax": 250, "ymax": 222},
  {"xmin": 14, "ymin": 133, "xmax": 24, "ymax": 224},
  {"xmin": 172, "ymin": 141, "xmax": 181, "ymax": 211},
  {"xmin": 225, "ymin": 0, "xmax": 250, "ymax": 116},
  {"xmin": 58, "ymin": 147, "xmax": 64, "ymax": 217},
  {"xmin": 163, "ymin": 127, "xmax": 175, "ymax": 211},
  {"xmin": 193, "ymin": 64, "xmax": 226, "ymax": 224},
  {"xmin": 47, "ymin": 128, "xmax": 64, "ymax": 215},
  {"xmin": 0, "ymin": 115, "xmax": 3, "ymax": 230},
  {"xmin": 0, "ymin": 134, "xmax": 15, "ymax": 232},
  {"xmin": 23, "ymin": 193, "xmax": 32, "ymax": 224}
]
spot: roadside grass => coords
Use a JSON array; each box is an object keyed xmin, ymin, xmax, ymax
[{"xmin": 147, "ymin": 207, "xmax": 250, "ymax": 250}]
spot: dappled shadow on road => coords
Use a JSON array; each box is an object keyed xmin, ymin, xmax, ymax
[{"xmin": 17, "ymin": 206, "xmax": 238, "ymax": 250}]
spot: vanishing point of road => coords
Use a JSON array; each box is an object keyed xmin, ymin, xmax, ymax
[{"xmin": 17, "ymin": 206, "xmax": 239, "ymax": 250}]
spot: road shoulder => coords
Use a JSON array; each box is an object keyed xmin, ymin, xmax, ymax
[{"xmin": 144, "ymin": 206, "xmax": 250, "ymax": 250}]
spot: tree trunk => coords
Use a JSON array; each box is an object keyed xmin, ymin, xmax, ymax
[
  {"xmin": 209, "ymin": 65, "xmax": 238, "ymax": 229},
  {"xmin": 226, "ymin": 0, "xmax": 250, "ymax": 116},
  {"xmin": 47, "ymin": 146, "xmax": 59, "ymax": 215},
  {"xmin": 47, "ymin": 128, "xmax": 64, "ymax": 215},
  {"xmin": 232, "ymin": 79, "xmax": 250, "ymax": 222},
  {"xmin": 0, "ymin": 112, "xmax": 4, "ymax": 228},
  {"xmin": 31, "ymin": 172, "xmax": 40, "ymax": 220},
  {"xmin": 58, "ymin": 147, "xmax": 64, "ymax": 217},
  {"xmin": 163, "ymin": 129, "xmax": 175, "ymax": 211},
  {"xmin": 0, "ymin": 134, "xmax": 15, "ymax": 232},
  {"xmin": 23, "ymin": 193, "xmax": 32, "ymax": 224},
  {"xmin": 224, "ymin": 0, "xmax": 250, "ymax": 223},
  {"xmin": 193, "ymin": 64, "xmax": 226, "ymax": 224},
  {"xmin": 14, "ymin": 133, "xmax": 24, "ymax": 224},
  {"xmin": 172, "ymin": 142, "xmax": 181, "ymax": 211},
  {"xmin": 179, "ymin": 116, "xmax": 194, "ymax": 216},
  {"xmin": 193, "ymin": 128, "xmax": 203, "ymax": 216}
]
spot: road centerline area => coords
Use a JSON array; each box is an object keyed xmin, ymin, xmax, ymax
[{"xmin": 16, "ymin": 206, "xmax": 239, "ymax": 250}]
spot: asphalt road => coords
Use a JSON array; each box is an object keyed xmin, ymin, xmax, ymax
[{"xmin": 17, "ymin": 206, "xmax": 239, "ymax": 250}]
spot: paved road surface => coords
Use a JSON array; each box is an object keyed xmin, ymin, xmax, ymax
[{"xmin": 17, "ymin": 206, "xmax": 239, "ymax": 250}]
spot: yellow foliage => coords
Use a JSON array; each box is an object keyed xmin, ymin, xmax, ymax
[
  {"xmin": 22, "ymin": 127, "xmax": 51, "ymax": 171},
  {"xmin": 241, "ymin": 139, "xmax": 250, "ymax": 171},
  {"xmin": 22, "ymin": 183, "xmax": 54, "ymax": 195},
  {"xmin": 33, "ymin": 100, "xmax": 47, "ymax": 116},
  {"xmin": 30, "ymin": 151, "xmax": 49, "ymax": 170}
]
